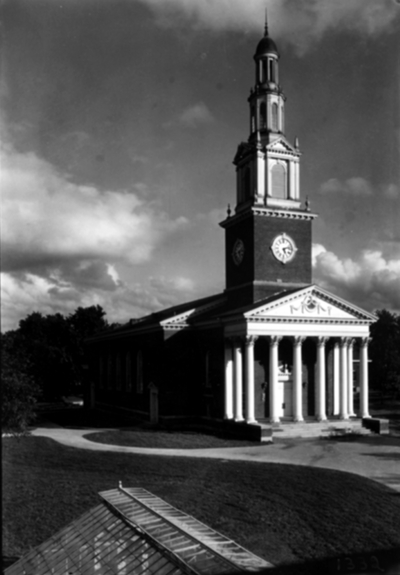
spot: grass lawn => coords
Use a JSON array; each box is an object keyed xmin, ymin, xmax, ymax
[
  {"xmin": 3, "ymin": 435, "xmax": 400, "ymax": 571},
  {"xmin": 83, "ymin": 428, "xmax": 262, "ymax": 448},
  {"xmin": 36, "ymin": 406, "xmax": 262, "ymax": 448}
]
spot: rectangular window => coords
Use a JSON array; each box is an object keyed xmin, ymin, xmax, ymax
[
  {"xmin": 99, "ymin": 357, "xmax": 105, "ymax": 389},
  {"xmin": 107, "ymin": 355, "xmax": 113, "ymax": 389},
  {"xmin": 136, "ymin": 351, "xmax": 144, "ymax": 394},
  {"xmin": 205, "ymin": 351, "xmax": 211, "ymax": 388},
  {"xmin": 116, "ymin": 354, "xmax": 121, "ymax": 390},
  {"xmin": 125, "ymin": 352, "xmax": 132, "ymax": 392}
]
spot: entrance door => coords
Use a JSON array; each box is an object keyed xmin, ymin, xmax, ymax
[
  {"xmin": 278, "ymin": 376, "xmax": 293, "ymax": 417},
  {"xmin": 283, "ymin": 381, "xmax": 293, "ymax": 417}
]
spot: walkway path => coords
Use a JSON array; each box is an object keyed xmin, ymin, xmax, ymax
[{"xmin": 31, "ymin": 426, "xmax": 400, "ymax": 494}]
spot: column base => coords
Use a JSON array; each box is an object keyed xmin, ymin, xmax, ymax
[
  {"xmin": 316, "ymin": 416, "xmax": 327, "ymax": 422},
  {"xmin": 270, "ymin": 417, "xmax": 280, "ymax": 424},
  {"xmin": 234, "ymin": 416, "xmax": 244, "ymax": 422},
  {"xmin": 293, "ymin": 416, "xmax": 304, "ymax": 423},
  {"xmin": 246, "ymin": 418, "xmax": 258, "ymax": 425},
  {"xmin": 361, "ymin": 413, "xmax": 371, "ymax": 419},
  {"xmin": 224, "ymin": 414, "xmax": 234, "ymax": 421},
  {"xmin": 339, "ymin": 415, "xmax": 349, "ymax": 420}
]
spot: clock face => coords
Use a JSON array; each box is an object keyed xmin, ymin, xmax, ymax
[
  {"xmin": 232, "ymin": 238, "xmax": 245, "ymax": 266},
  {"xmin": 271, "ymin": 233, "xmax": 297, "ymax": 264}
]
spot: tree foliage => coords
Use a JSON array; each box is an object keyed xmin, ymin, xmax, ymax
[
  {"xmin": 369, "ymin": 309, "xmax": 400, "ymax": 397},
  {"xmin": 1, "ymin": 331, "xmax": 40, "ymax": 433},
  {"xmin": 1, "ymin": 306, "xmax": 109, "ymax": 431}
]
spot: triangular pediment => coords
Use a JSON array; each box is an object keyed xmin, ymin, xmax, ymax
[
  {"xmin": 267, "ymin": 138, "xmax": 298, "ymax": 154},
  {"xmin": 245, "ymin": 286, "xmax": 376, "ymax": 323}
]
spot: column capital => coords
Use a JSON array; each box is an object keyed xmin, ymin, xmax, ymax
[
  {"xmin": 245, "ymin": 335, "xmax": 258, "ymax": 346},
  {"xmin": 293, "ymin": 336, "xmax": 305, "ymax": 345},
  {"xmin": 360, "ymin": 336, "xmax": 371, "ymax": 348},
  {"xmin": 269, "ymin": 335, "xmax": 282, "ymax": 345},
  {"xmin": 340, "ymin": 336, "xmax": 352, "ymax": 347},
  {"xmin": 316, "ymin": 336, "xmax": 329, "ymax": 347}
]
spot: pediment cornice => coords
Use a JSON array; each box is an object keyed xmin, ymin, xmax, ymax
[{"xmin": 245, "ymin": 285, "xmax": 376, "ymax": 323}]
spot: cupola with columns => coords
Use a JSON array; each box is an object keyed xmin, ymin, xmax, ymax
[{"xmin": 220, "ymin": 19, "xmax": 318, "ymax": 305}]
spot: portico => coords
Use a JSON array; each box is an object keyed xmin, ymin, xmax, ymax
[{"xmin": 222, "ymin": 286, "xmax": 374, "ymax": 426}]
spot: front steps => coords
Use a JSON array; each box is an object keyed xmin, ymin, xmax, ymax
[{"xmin": 259, "ymin": 417, "xmax": 371, "ymax": 439}]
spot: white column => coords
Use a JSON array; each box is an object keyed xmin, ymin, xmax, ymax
[
  {"xmin": 333, "ymin": 341, "xmax": 340, "ymax": 416},
  {"xmin": 269, "ymin": 336, "xmax": 281, "ymax": 423},
  {"xmin": 339, "ymin": 338, "xmax": 349, "ymax": 420},
  {"xmin": 245, "ymin": 336, "xmax": 258, "ymax": 424},
  {"xmin": 256, "ymin": 151, "xmax": 265, "ymax": 204},
  {"xmin": 316, "ymin": 337, "xmax": 328, "ymax": 421},
  {"xmin": 289, "ymin": 161, "xmax": 295, "ymax": 200},
  {"xmin": 233, "ymin": 338, "xmax": 244, "ymax": 422},
  {"xmin": 293, "ymin": 336, "xmax": 304, "ymax": 422},
  {"xmin": 224, "ymin": 339, "xmax": 234, "ymax": 420},
  {"xmin": 347, "ymin": 339, "xmax": 356, "ymax": 416},
  {"xmin": 360, "ymin": 337, "xmax": 371, "ymax": 418}
]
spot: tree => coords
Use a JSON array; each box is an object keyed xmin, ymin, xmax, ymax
[
  {"xmin": 18, "ymin": 312, "xmax": 75, "ymax": 398},
  {"xmin": 67, "ymin": 305, "xmax": 108, "ymax": 389},
  {"xmin": 369, "ymin": 310, "xmax": 400, "ymax": 398},
  {"xmin": 1, "ymin": 331, "xmax": 40, "ymax": 433},
  {"xmin": 13, "ymin": 306, "xmax": 108, "ymax": 399}
]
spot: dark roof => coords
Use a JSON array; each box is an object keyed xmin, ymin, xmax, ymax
[
  {"xmin": 254, "ymin": 34, "xmax": 279, "ymax": 57},
  {"xmin": 87, "ymin": 292, "xmax": 226, "ymax": 341},
  {"xmin": 5, "ymin": 487, "xmax": 272, "ymax": 575}
]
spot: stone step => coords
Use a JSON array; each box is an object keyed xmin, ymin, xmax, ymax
[{"xmin": 259, "ymin": 419, "xmax": 370, "ymax": 439}]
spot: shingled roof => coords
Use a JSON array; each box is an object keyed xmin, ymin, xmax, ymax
[{"xmin": 5, "ymin": 486, "xmax": 272, "ymax": 574}]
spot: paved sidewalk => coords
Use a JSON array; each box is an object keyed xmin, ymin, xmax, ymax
[{"xmin": 31, "ymin": 426, "xmax": 400, "ymax": 493}]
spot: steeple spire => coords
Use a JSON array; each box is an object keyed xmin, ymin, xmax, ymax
[{"xmin": 264, "ymin": 6, "xmax": 269, "ymax": 37}]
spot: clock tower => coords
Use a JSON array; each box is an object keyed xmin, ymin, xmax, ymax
[{"xmin": 220, "ymin": 21, "xmax": 317, "ymax": 305}]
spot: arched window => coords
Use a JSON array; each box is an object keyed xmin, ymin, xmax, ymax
[
  {"xmin": 272, "ymin": 103, "xmax": 278, "ymax": 131},
  {"xmin": 136, "ymin": 351, "xmax": 144, "ymax": 394},
  {"xmin": 260, "ymin": 102, "xmax": 266, "ymax": 130},
  {"xmin": 125, "ymin": 352, "xmax": 132, "ymax": 392},
  {"xmin": 271, "ymin": 163, "xmax": 286, "ymax": 199}
]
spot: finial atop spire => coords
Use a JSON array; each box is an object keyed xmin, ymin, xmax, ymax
[{"xmin": 264, "ymin": 5, "xmax": 269, "ymax": 36}]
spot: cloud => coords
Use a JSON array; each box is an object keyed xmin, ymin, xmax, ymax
[
  {"xmin": 138, "ymin": 0, "xmax": 399, "ymax": 54},
  {"xmin": 312, "ymin": 243, "xmax": 400, "ymax": 313},
  {"xmin": 383, "ymin": 183, "xmax": 400, "ymax": 199},
  {"xmin": 179, "ymin": 102, "xmax": 214, "ymax": 128},
  {"xmin": 0, "ymin": 140, "xmax": 193, "ymax": 330},
  {"xmin": 0, "ymin": 270, "xmax": 200, "ymax": 332},
  {"xmin": 320, "ymin": 177, "xmax": 373, "ymax": 196},
  {"xmin": 163, "ymin": 102, "xmax": 215, "ymax": 129},
  {"xmin": 1, "ymin": 144, "xmax": 188, "ymax": 274}
]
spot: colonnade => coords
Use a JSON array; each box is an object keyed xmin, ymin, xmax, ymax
[{"xmin": 224, "ymin": 335, "xmax": 371, "ymax": 425}]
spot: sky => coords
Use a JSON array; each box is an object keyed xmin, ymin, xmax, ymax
[{"xmin": 1, "ymin": 0, "xmax": 400, "ymax": 331}]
